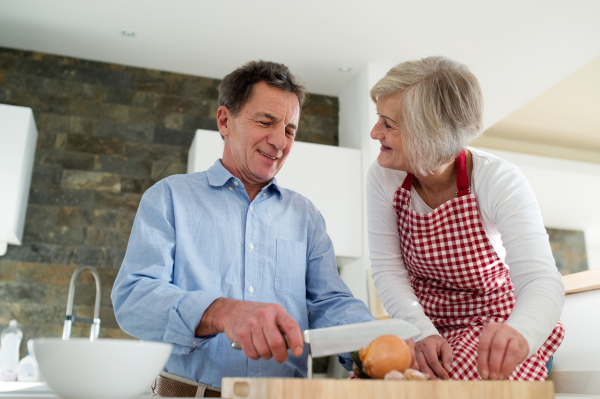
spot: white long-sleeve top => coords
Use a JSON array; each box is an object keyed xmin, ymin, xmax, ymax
[{"xmin": 367, "ymin": 147, "xmax": 565, "ymax": 358}]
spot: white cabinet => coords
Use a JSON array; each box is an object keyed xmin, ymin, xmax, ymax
[
  {"xmin": 549, "ymin": 270, "xmax": 600, "ymax": 395},
  {"xmin": 0, "ymin": 104, "xmax": 38, "ymax": 256},
  {"xmin": 549, "ymin": 288, "xmax": 600, "ymax": 394},
  {"xmin": 188, "ymin": 129, "xmax": 363, "ymax": 258}
]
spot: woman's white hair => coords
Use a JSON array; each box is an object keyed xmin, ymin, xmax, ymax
[{"xmin": 370, "ymin": 56, "xmax": 484, "ymax": 175}]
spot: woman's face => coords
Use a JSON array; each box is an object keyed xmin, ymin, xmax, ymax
[{"xmin": 370, "ymin": 95, "xmax": 410, "ymax": 172}]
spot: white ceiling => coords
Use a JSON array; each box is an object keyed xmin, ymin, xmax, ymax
[
  {"xmin": 0, "ymin": 0, "xmax": 599, "ymax": 129},
  {"xmin": 484, "ymin": 56, "xmax": 600, "ymax": 152}
]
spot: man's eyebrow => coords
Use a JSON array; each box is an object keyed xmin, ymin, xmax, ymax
[
  {"xmin": 256, "ymin": 112, "xmax": 278, "ymax": 121},
  {"xmin": 377, "ymin": 113, "xmax": 398, "ymax": 124},
  {"xmin": 256, "ymin": 112, "xmax": 297, "ymax": 130}
]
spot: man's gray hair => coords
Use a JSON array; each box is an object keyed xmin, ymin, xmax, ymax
[
  {"xmin": 370, "ymin": 56, "xmax": 484, "ymax": 175},
  {"xmin": 218, "ymin": 60, "xmax": 307, "ymax": 116}
]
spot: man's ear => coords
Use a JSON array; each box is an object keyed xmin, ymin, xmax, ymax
[{"xmin": 217, "ymin": 106, "xmax": 232, "ymax": 137}]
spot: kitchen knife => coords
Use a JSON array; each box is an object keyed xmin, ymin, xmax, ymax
[{"xmin": 230, "ymin": 318, "xmax": 420, "ymax": 358}]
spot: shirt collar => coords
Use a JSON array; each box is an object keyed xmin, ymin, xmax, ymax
[{"xmin": 206, "ymin": 159, "xmax": 283, "ymax": 199}]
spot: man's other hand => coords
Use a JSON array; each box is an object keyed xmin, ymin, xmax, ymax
[{"xmin": 196, "ymin": 298, "xmax": 304, "ymax": 363}]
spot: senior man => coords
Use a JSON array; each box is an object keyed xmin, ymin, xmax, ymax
[{"xmin": 111, "ymin": 61, "xmax": 376, "ymax": 397}]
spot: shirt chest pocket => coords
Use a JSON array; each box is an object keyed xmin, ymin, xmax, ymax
[{"xmin": 274, "ymin": 239, "xmax": 307, "ymax": 301}]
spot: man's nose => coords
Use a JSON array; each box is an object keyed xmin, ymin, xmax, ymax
[{"xmin": 268, "ymin": 125, "xmax": 287, "ymax": 150}]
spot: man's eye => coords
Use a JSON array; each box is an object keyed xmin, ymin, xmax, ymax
[
  {"xmin": 259, "ymin": 121, "xmax": 270, "ymax": 126},
  {"xmin": 286, "ymin": 130, "xmax": 295, "ymax": 137}
]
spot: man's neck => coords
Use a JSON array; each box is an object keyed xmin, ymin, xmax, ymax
[{"xmin": 219, "ymin": 159, "xmax": 266, "ymax": 202}]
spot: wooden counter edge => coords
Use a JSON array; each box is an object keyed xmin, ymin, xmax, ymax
[
  {"xmin": 563, "ymin": 268, "xmax": 600, "ymax": 295},
  {"xmin": 221, "ymin": 378, "xmax": 554, "ymax": 399}
]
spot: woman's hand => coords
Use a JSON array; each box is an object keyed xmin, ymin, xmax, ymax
[
  {"xmin": 414, "ymin": 335, "xmax": 453, "ymax": 380},
  {"xmin": 477, "ymin": 323, "xmax": 529, "ymax": 380},
  {"xmin": 405, "ymin": 338, "xmax": 418, "ymax": 369}
]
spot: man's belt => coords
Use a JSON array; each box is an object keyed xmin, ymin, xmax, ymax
[{"xmin": 153, "ymin": 374, "xmax": 221, "ymax": 397}]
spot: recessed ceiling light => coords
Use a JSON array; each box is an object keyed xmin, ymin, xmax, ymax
[
  {"xmin": 121, "ymin": 29, "xmax": 136, "ymax": 37},
  {"xmin": 339, "ymin": 66, "xmax": 352, "ymax": 72}
]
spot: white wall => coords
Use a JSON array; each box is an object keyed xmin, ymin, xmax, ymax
[
  {"xmin": 475, "ymin": 147, "xmax": 600, "ymax": 270},
  {"xmin": 338, "ymin": 63, "xmax": 391, "ymax": 306}
]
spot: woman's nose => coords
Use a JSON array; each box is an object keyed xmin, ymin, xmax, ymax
[{"xmin": 370, "ymin": 124, "xmax": 382, "ymax": 140}]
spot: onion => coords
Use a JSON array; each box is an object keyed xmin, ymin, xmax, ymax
[{"xmin": 358, "ymin": 335, "xmax": 411, "ymax": 379}]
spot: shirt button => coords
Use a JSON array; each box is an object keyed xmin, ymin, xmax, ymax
[
  {"xmin": 234, "ymin": 181, "xmax": 239, "ymax": 186},
  {"xmin": 228, "ymin": 187, "xmax": 233, "ymax": 191},
  {"xmin": 249, "ymin": 205, "xmax": 254, "ymax": 211},
  {"xmin": 262, "ymin": 193, "xmax": 266, "ymax": 196},
  {"xmin": 249, "ymin": 287, "xmax": 254, "ymax": 294},
  {"xmin": 249, "ymin": 243, "xmax": 254, "ymax": 250}
]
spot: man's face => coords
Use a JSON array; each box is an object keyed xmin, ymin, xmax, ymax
[{"xmin": 219, "ymin": 81, "xmax": 300, "ymax": 187}]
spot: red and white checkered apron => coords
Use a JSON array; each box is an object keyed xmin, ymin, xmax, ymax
[{"xmin": 393, "ymin": 150, "xmax": 564, "ymax": 380}]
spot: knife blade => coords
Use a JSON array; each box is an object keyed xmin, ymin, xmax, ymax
[{"xmin": 230, "ymin": 318, "xmax": 420, "ymax": 358}]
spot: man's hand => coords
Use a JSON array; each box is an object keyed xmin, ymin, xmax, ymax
[
  {"xmin": 196, "ymin": 298, "xmax": 304, "ymax": 363},
  {"xmin": 477, "ymin": 323, "xmax": 529, "ymax": 380},
  {"xmin": 414, "ymin": 335, "xmax": 453, "ymax": 380}
]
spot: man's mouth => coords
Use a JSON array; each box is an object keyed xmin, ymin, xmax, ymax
[{"xmin": 258, "ymin": 150, "xmax": 278, "ymax": 160}]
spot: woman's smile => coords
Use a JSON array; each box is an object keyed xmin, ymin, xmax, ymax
[{"xmin": 380, "ymin": 142, "xmax": 392, "ymax": 151}]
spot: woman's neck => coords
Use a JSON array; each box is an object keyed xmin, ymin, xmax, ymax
[{"xmin": 413, "ymin": 150, "xmax": 472, "ymax": 209}]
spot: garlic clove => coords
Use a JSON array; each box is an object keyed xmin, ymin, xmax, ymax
[
  {"xmin": 404, "ymin": 369, "xmax": 429, "ymax": 380},
  {"xmin": 384, "ymin": 370, "xmax": 405, "ymax": 380}
]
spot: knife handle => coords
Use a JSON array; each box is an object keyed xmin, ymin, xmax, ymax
[{"xmin": 231, "ymin": 334, "xmax": 290, "ymax": 350}]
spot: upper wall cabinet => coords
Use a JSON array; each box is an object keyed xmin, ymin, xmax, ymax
[
  {"xmin": 0, "ymin": 104, "xmax": 38, "ymax": 256},
  {"xmin": 188, "ymin": 129, "xmax": 363, "ymax": 258}
]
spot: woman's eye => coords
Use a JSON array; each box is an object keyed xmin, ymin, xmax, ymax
[{"xmin": 384, "ymin": 122, "xmax": 392, "ymax": 129}]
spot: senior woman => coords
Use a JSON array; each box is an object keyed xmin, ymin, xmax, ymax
[{"xmin": 367, "ymin": 56, "xmax": 564, "ymax": 381}]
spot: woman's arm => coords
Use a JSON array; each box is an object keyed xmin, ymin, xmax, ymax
[
  {"xmin": 366, "ymin": 162, "xmax": 439, "ymax": 340},
  {"xmin": 367, "ymin": 162, "xmax": 454, "ymax": 379},
  {"xmin": 476, "ymin": 157, "xmax": 565, "ymax": 359}
]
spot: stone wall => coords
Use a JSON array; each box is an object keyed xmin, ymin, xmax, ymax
[{"xmin": 0, "ymin": 47, "xmax": 339, "ymax": 357}]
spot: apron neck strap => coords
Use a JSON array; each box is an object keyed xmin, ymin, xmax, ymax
[
  {"xmin": 401, "ymin": 173, "xmax": 414, "ymax": 191},
  {"xmin": 456, "ymin": 150, "xmax": 470, "ymax": 196},
  {"xmin": 401, "ymin": 150, "xmax": 470, "ymax": 196}
]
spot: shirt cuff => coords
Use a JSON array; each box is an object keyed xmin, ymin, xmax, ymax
[
  {"xmin": 414, "ymin": 327, "xmax": 440, "ymax": 343},
  {"xmin": 338, "ymin": 353, "xmax": 354, "ymax": 372},
  {"xmin": 505, "ymin": 320, "xmax": 537, "ymax": 359},
  {"xmin": 163, "ymin": 291, "xmax": 221, "ymax": 355}
]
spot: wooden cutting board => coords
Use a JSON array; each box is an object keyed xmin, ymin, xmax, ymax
[{"xmin": 221, "ymin": 378, "xmax": 554, "ymax": 399}]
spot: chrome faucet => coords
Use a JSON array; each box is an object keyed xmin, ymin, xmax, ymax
[{"xmin": 62, "ymin": 266, "xmax": 102, "ymax": 341}]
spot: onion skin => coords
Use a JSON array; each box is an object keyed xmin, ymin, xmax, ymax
[{"xmin": 358, "ymin": 335, "xmax": 411, "ymax": 379}]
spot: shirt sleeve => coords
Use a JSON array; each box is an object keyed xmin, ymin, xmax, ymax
[
  {"xmin": 366, "ymin": 162, "xmax": 439, "ymax": 342},
  {"xmin": 110, "ymin": 181, "xmax": 222, "ymax": 356},
  {"xmin": 476, "ymin": 159, "xmax": 565, "ymax": 358},
  {"xmin": 304, "ymin": 203, "xmax": 376, "ymax": 371}
]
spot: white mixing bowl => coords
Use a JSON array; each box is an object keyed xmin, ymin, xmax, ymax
[{"xmin": 32, "ymin": 338, "xmax": 172, "ymax": 399}]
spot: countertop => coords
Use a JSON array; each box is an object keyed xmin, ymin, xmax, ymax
[
  {"xmin": 1, "ymin": 381, "xmax": 599, "ymax": 399},
  {"xmin": 0, "ymin": 382, "xmax": 151, "ymax": 398}
]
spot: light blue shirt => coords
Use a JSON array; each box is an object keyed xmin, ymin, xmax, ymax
[{"xmin": 111, "ymin": 159, "xmax": 374, "ymax": 388}]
